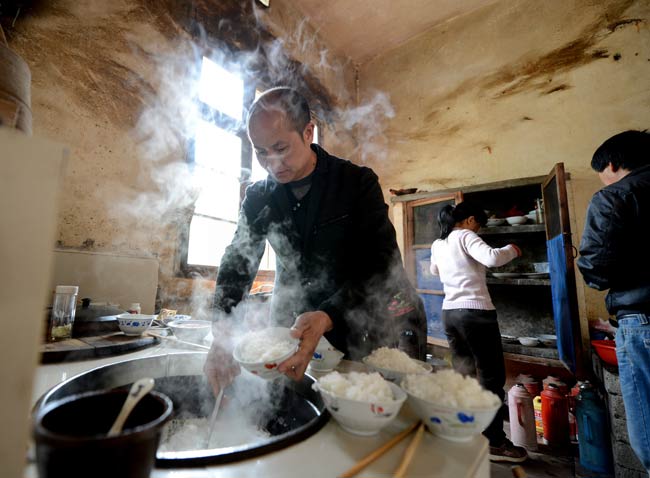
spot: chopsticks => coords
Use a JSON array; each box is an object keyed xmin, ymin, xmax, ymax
[
  {"xmin": 146, "ymin": 330, "xmax": 210, "ymax": 351},
  {"xmin": 393, "ymin": 422, "xmax": 425, "ymax": 478},
  {"xmin": 338, "ymin": 420, "xmax": 422, "ymax": 478}
]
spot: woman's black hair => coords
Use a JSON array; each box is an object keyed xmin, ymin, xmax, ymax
[{"xmin": 438, "ymin": 202, "xmax": 488, "ymax": 239}]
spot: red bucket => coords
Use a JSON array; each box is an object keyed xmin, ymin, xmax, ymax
[{"xmin": 591, "ymin": 340, "xmax": 618, "ymax": 366}]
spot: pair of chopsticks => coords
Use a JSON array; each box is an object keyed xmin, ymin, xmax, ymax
[
  {"xmin": 339, "ymin": 421, "xmax": 426, "ymax": 478},
  {"xmin": 146, "ymin": 330, "xmax": 210, "ymax": 351}
]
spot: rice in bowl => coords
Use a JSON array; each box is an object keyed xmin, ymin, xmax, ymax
[
  {"xmin": 402, "ymin": 369, "xmax": 500, "ymax": 409},
  {"xmin": 236, "ymin": 327, "xmax": 298, "ymax": 363},
  {"xmin": 364, "ymin": 347, "xmax": 429, "ymax": 374},
  {"xmin": 315, "ymin": 371, "xmax": 394, "ymax": 402}
]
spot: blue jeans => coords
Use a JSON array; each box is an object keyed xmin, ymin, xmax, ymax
[{"xmin": 616, "ymin": 313, "xmax": 650, "ymax": 472}]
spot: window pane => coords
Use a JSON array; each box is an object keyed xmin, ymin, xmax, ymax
[
  {"xmin": 259, "ymin": 241, "xmax": 276, "ymax": 271},
  {"xmin": 194, "ymin": 120, "xmax": 242, "ymax": 177},
  {"xmin": 198, "ymin": 57, "xmax": 243, "ymax": 120},
  {"xmin": 187, "ymin": 216, "xmax": 237, "ymax": 267},
  {"xmin": 193, "ymin": 169, "xmax": 240, "ymax": 221}
]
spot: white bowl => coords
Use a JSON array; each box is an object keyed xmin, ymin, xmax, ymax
[
  {"xmin": 116, "ymin": 314, "xmax": 155, "ymax": 336},
  {"xmin": 402, "ymin": 386, "xmax": 500, "ymax": 442},
  {"xmin": 362, "ymin": 356, "xmax": 433, "ymax": 383},
  {"xmin": 518, "ymin": 336, "xmax": 540, "ymax": 347},
  {"xmin": 537, "ymin": 334, "xmax": 557, "ymax": 347},
  {"xmin": 486, "ymin": 218, "xmax": 506, "ymax": 227},
  {"xmin": 314, "ymin": 380, "xmax": 406, "ymax": 436},
  {"xmin": 167, "ymin": 319, "xmax": 211, "ymax": 343},
  {"xmin": 233, "ymin": 327, "xmax": 299, "ymax": 380},
  {"xmin": 506, "ymin": 216, "xmax": 528, "ymax": 225},
  {"xmin": 309, "ymin": 337, "xmax": 344, "ymax": 372}
]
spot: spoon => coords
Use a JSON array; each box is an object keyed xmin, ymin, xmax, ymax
[{"xmin": 107, "ymin": 377, "xmax": 155, "ymax": 437}]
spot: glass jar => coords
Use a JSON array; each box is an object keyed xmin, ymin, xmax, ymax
[{"xmin": 49, "ymin": 285, "xmax": 79, "ymax": 341}]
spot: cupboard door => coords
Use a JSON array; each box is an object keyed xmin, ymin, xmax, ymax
[
  {"xmin": 405, "ymin": 193, "xmax": 462, "ymax": 344},
  {"xmin": 542, "ymin": 163, "xmax": 584, "ymax": 376}
]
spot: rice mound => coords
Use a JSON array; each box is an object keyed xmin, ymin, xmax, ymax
[
  {"xmin": 316, "ymin": 371, "xmax": 394, "ymax": 402},
  {"xmin": 402, "ymin": 369, "xmax": 501, "ymax": 409},
  {"xmin": 237, "ymin": 329, "xmax": 297, "ymax": 363},
  {"xmin": 365, "ymin": 347, "xmax": 425, "ymax": 374}
]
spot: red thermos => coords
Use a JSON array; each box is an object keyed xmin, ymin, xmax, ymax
[{"xmin": 541, "ymin": 383, "xmax": 569, "ymax": 446}]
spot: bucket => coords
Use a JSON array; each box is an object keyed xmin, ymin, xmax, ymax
[
  {"xmin": 33, "ymin": 388, "xmax": 173, "ymax": 478},
  {"xmin": 0, "ymin": 43, "xmax": 32, "ymax": 134}
]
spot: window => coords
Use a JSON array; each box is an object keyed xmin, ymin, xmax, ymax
[
  {"xmin": 182, "ymin": 57, "xmax": 256, "ymax": 274},
  {"xmin": 182, "ymin": 57, "xmax": 319, "ymax": 276}
]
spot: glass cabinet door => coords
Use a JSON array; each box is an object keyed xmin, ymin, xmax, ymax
[{"xmin": 405, "ymin": 193, "xmax": 462, "ymax": 343}]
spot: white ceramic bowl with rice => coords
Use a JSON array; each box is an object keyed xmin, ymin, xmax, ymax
[
  {"xmin": 168, "ymin": 319, "xmax": 211, "ymax": 343},
  {"xmin": 401, "ymin": 370, "xmax": 501, "ymax": 442},
  {"xmin": 313, "ymin": 371, "xmax": 406, "ymax": 436},
  {"xmin": 233, "ymin": 327, "xmax": 299, "ymax": 380},
  {"xmin": 362, "ymin": 347, "xmax": 433, "ymax": 383}
]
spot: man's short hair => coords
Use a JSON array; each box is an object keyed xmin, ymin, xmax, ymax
[
  {"xmin": 247, "ymin": 87, "xmax": 311, "ymax": 137},
  {"xmin": 592, "ymin": 130, "xmax": 650, "ymax": 172}
]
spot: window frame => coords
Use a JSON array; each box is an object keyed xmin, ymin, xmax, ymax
[{"xmin": 177, "ymin": 58, "xmax": 258, "ymax": 278}]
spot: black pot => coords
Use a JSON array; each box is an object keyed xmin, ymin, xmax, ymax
[
  {"xmin": 33, "ymin": 389, "xmax": 173, "ymax": 478},
  {"xmin": 72, "ymin": 298, "xmax": 125, "ymax": 337}
]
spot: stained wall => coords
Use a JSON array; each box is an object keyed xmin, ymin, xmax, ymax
[{"xmin": 359, "ymin": 0, "xmax": 650, "ymax": 321}]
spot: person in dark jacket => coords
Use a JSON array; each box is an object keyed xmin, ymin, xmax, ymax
[
  {"xmin": 577, "ymin": 130, "xmax": 650, "ymax": 472},
  {"xmin": 204, "ymin": 87, "xmax": 426, "ymax": 396}
]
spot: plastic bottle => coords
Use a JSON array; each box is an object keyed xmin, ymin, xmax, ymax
[
  {"xmin": 508, "ymin": 384, "xmax": 537, "ymax": 449},
  {"xmin": 49, "ymin": 285, "xmax": 79, "ymax": 341},
  {"xmin": 568, "ymin": 382, "xmax": 581, "ymax": 444},
  {"xmin": 533, "ymin": 395, "xmax": 544, "ymax": 440},
  {"xmin": 127, "ymin": 303, "xmax": 141, "ymax": 314},
  {"xmin": 576, "ymin": 381, "xmax": 614, "ymax": 474}
]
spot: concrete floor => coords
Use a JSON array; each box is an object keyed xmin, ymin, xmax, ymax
[{"xmin": 490, "ymin": 448, "xmax": 575, "ymax": 478}]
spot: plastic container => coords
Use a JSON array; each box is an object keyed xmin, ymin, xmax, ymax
[
  {"xmin": 49, "ymin": 286, "xmax": 79, "ymax": 341},
  {"xmin": 508, "ymin": 384, "xmax": 537, "ymax": 449},
  {"xmin": 576, "ymin": 381, "xmax": 613, "ymax": 474},
  {"xmin": 533, "ymin": 395, "xmax": 544, "ymax": 439},
  {"xmin": 127, "ymin": 303, "xmax": 141, "ymax": 314},
  {"xmin": 591, "ymin": 340, "xmax": 618, "ymax": 366},
  {"xmin": 541, "ymin": 384, "xmax": 569, "ymax": 446}
]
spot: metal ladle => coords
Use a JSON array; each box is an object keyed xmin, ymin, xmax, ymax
[{"xmin": 107, "ymin": 377, "xmax": 155, "ymax": 437}]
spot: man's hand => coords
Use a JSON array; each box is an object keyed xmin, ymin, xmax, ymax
[
  {"xmin": 203, "ymin": 320, "xmax": 240, "ymax": 397},
  {"xmin": 278, "ymin": 311, "xmax": 333, "ymax": 381}
]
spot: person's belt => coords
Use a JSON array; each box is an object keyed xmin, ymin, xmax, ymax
[{"xmin": 617, "ymin": 313, "xmax": 650, "ymax": 326}]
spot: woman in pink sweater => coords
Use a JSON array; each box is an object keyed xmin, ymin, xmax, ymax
[{"xmin": 430, "ymin": 202, "xmax": 527, "ymax": 463}]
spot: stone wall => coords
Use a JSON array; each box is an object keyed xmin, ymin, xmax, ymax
[{"xmin": 5, "ymin": 0, "xmax": 357, "ymax": 312}]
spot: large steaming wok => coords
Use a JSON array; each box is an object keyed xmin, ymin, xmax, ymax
[{"xmin": 34, "ymin": 352, "xmax": 328, "ymax": 467}]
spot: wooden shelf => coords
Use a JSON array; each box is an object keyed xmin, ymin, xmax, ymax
[
  {"xmin": 503, "ymin": 352, "xmax": 564, "ymax": 367},
  {"xmin": 487, "ymin": 277, "xmax": 550, "ymax": 286},
  {"xmin": 479, "ymin": 224, "xmax": 546, "ymax": 235}
]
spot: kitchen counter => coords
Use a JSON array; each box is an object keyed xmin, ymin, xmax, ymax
[{"xmin": 26, "ymin": 345, "xmax": 489, "ymax": 478}]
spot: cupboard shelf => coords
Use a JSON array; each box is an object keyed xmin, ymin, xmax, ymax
[
  {"xmin": 486, "ymin": 277, "xmax": 550, "ymax": 286},
  {"xmin": 478, "ymin": 224, "xmax": 545, "ymax": 235}
]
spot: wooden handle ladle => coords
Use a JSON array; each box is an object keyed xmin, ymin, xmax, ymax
[{"xmin": 107, "ymin": 377, "xmax": 155, "ymax": 437}]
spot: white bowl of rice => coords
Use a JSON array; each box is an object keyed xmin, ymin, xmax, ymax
[
  {"xmin": 232, "ymin": 327, "xmax": 299, "ymax": 380},
  {"xmin": 312, "ymin": 371, "xmax": 406, "ymax": 436},
  {"xmin": 362, "ymin": 347, "xmax": 433, "ymax": 383},
  {"xmin": 401, "ymin": 369, "xmax": 501, "ymax": 442}
]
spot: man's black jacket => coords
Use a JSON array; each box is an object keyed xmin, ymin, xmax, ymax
[
  {"xmin": 577, "ymin": 164, "xmax": 650, "ymax": 315},
  {"xmin": 213, "ymin": 144, "xmax": 426, "ymax": 358}
]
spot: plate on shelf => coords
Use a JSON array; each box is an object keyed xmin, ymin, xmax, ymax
[
  {"xmin": 519, "ymin": 273, "xmax": 550, "ymax": 279},
  {"xmin": 491, "ymin": 272, "xmax": 523, "ymax": 278}
]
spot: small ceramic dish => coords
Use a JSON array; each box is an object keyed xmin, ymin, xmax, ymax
[
  {"xmin": 116, "ymin": 314, "xmax": 155, "ymax": 336},
  {"xmin": 506, "ymin": 216, "xmax": 528, "ymax": 225},
  {"xmin": 518, "ymin": 336, "xmax": 540, "ymax": 347}
]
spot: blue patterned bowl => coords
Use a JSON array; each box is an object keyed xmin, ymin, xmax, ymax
[
  {"xmin": 116, "ymin": 314, "xmax": 155, "ymax": 336},
  {"xmin": 402, "ymin": 386, "xmax": 500, "ymax": 442}
]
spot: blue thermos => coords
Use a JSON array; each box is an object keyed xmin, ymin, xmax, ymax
[{"xmin": 576, "ymin": 381, "xmax": 613, "ymax": 473}]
